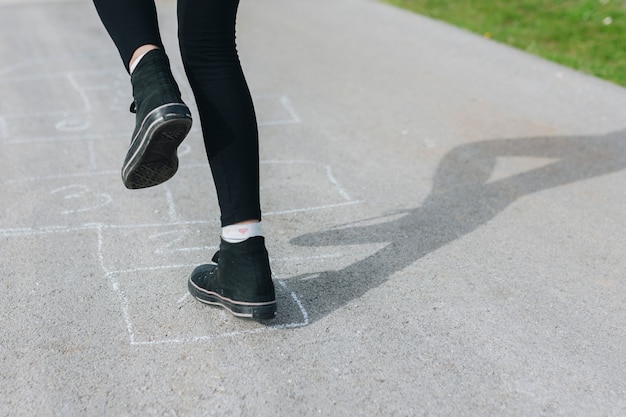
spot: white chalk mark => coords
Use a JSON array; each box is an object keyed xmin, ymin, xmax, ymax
[
  {"xmin": 300, "ymin": 273, "xmax": 321, "ymax": 282},
  {"xmin": 0, "ymin": 221, "xmax": 211, "ymax": 238},
  {"xmin": 280, "ymin": 95, "xmax": 301, "ymax": 123},
  {"xmin": 163, "ymin": 184, "xmax": 178, "ymax": 223},
  {"xmin": 151, "ymin": 234, "xmax": 217, "ymax": 255},
  {"xmin": 96, "ymin": 225, "xmax": 139, "ymax": 344},
  {"xmin": 110, "ymin": 263, "xmax": 199, "ymax": 275},
  {"xmin": 112, "ymin": 273, "xmax": 138, "ymax": 345},
  {"xmin": 275, "ymin": 280, "xmax": 310, "ymax": 328},
  {"xmin": 0, "ymin": 224, "xmax": 83, "ymax": 238},
  {"xmin": 270, "ymin": 253, "xmax": 344, "ymax": 262},
  {"xmin": 256, "ymin": 94, "xmax": 302, "ymax": 126},
  {"xmin": 127, "ymin": 279, "xmax": 309, "ymax": 346},
  {"xmin": 6, "ymin": 131, "xmax": 122, "ymax": 145},
  {"xmin": 264, "ymin": 200, "xmax": 362, "ymax": 216},
  {"xmin": 61, "ymin": 194, "xmax": 112, "ymax": 214},
  {"xmin": 0, "ymin": 68, "xmax": 124, "ymax": 142},
  {"xmin": 104, "ymin": 220, "xmax": 216, "ymax": 230},
  {"xmin": 164, "ymin": 245, "xmax": 216, "ymax": 253},
  {"xmin": 0, "ymin": 71, "xmax": 90, "ymax": 133},
  {"xmin": 177, "ymin": 293, "xmax": 190, "ymax": 304},
  {"xmin": 264, "ymin": 159, "xmax": 354, "ymax": 201},
  {"xmin": 50, "ymin": 184, "xmax": 113, "ymax": 215},
  {"xmin": 5, "ymin": 169, "xmax": 119, "ymax": 184},
  {"xmin": 55, "ymin": 117, "xmax": 91, "ymax": 132},
  {"xmin": 51, "ymin": 184, "xmax": 88, "ymax": 198},
  {"xmin": 95, "ymin": 225, "xmax": 108, "ymax": 273},
  {"xmin": 56, "ymin": 72, "xmax": 92, "ymax": 131},
  {"xmin": 149, "ymin": 229, "xmax": 213, "ymax": 255},
  {"xmin": 324, "ymin": 164, "xmax": 351, "ymax": 201},
  {"xmin": 260, "ymin": 159, "xmax": 355, "ymax": 202}
]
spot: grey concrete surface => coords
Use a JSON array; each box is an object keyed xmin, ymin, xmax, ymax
[{"xmin": 1, "ymin": 0, "xmax": 625, "ymax": 416}]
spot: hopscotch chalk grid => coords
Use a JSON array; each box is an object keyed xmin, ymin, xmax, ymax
[{"xmin": 1, "ymin": 59, "xmax": 363, "ymax": 345}]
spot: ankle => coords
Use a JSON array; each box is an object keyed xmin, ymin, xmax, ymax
[
  {"xmin": 130, "ymin": 49, "xmax": 183, "ymax": 111},
  {"xmin": 129, "ymin": 44, "xmax": 160, "ymax": 74},
  {"xmin": 222, "ymin": 221, "xmax": 263, "ymax": 244}
]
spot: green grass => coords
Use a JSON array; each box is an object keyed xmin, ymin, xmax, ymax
[{"xmin": 385, "ymin": 0, "xmax": 626, "ymax": 87}]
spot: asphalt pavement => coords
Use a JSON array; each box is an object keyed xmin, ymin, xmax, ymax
[{"xmin": 1, "ymin": 0, "xmax": 625, "ymax": 416}]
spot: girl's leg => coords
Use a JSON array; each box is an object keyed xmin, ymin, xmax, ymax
[
  {"xmin": 179, "ymin": 0, "xmax": 276, "ymax": 319},
  {"xmin": 92, "ymin": 0, "xmax": 192, "ymax": 189},
  {"xmin": 177, "ymin": 0, "xmax": 261, "ymax": 227}
]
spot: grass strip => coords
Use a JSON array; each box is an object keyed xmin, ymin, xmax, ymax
[{"xmin": 385, "ymin": 0, "xmax": 626, "ymax": 87}]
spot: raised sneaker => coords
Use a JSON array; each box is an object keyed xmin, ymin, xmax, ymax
[{"xmin": 122, "ymin": 49, "xmax": 192, "ymax": 189}]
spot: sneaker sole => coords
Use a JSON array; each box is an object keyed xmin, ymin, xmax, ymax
[
  {"xmin": 188, "ymin": 274, "xmax": 277, "ymax": 320},
  {"xmin": 122, "ymin": 103, "xmax": 192, "ymax": 189}
]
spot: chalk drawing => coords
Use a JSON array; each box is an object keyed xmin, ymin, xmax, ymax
[
  {"xmin": 255, "ymin": 94, "xmax": 301, "ymax": 126},
  {"xmin": 149, "ymin": 229, "xmax": 217, "ymax": 255},
  {"xmin": 0, "ymin": 58, "xmax": 367, "ymax": 345},
  {"xmin": 94, "ymin": 224, "xmax": 311, "ymax": 345},
  {"xmin": 2, "ymin": 161, "xmax": 349, "ymax": 346},
  {"xmin": 50, "ymin": 184, "xmax": 113, "ymax": 215},
  {"xmin": 163, "ymin": 184, "xmax": 179, "ymax": 223}
]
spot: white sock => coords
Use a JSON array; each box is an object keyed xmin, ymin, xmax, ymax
[
  {"xmin": 222, "ymin": 222, "xmax": 263, "ymax": 244},
  {"xmin": 129, "ymin": 50, "xmax": 151, "ymax": 74}
]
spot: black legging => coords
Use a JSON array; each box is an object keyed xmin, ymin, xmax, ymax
[{"xmin": 93, "ymin": 0, "xmax": 261, "ymax": 227}]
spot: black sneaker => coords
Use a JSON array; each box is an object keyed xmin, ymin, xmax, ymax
[
  {"xmin": 122, "ymin": 49, "xmax": 192, "ymax": 189},
  {"xmin": 188, "ymin": 236, "xmax": 277, "ymax": 320}
]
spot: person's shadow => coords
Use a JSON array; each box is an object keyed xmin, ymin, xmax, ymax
[{"xmin": 288, "ymin": 129, "xmax": 626, "ymax": 323}]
